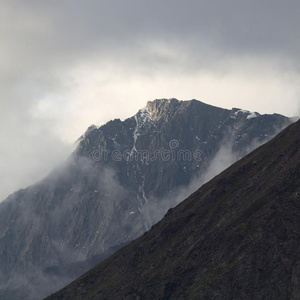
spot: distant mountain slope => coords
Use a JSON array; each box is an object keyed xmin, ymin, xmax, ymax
[
  {"xmin": 47, "ymin": 119, "xmax": 300, "ymax": 300},
  {"xmin": 0, "ymin": 99, "xmax": 291, "ymax": 299}
]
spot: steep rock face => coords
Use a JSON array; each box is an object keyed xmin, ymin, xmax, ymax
[
  {"xmin": 77, "ymin": 99, "xmax": 290, "ymax": 217},
  {"xmin": 47, "ymin": 119, "xmax": 300, "ymax": 300},
  {"xmin": 0, "ymin": 99, "xmax": 291, "ymax": 299}
]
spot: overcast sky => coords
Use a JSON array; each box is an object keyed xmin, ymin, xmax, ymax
[{"xmin": 1, "ymin": 0, "xmax": 300, "ymax": 200}]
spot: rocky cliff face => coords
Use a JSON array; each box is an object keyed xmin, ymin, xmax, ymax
[
  {"xmin": 47, "ymin": 119, "xmax": 300, "ymax": 300},
  {"xmin": 0, "ymin": 99, "xmax": 291, "ymax": 299}
]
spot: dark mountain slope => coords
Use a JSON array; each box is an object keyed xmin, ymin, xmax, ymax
[{"xmin": 47, "ymin": 119, "xmax": 300, "ymax": 300}]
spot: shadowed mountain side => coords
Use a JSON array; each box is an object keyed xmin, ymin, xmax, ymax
[{"xmin": 47, "ymin": 119, "xmax": 300, "ymax": 300}]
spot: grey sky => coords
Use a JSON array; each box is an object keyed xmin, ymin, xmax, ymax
[{"xmin": 1, "ymin": 0, "xmax": 300, "ymax": 200}]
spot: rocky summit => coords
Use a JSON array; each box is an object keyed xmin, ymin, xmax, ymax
[
  {"xmin": 47, "ymin": 118, "xmax": 300, "ymax": 300},
  {"xmin": 0, "ymin": 99, "xmax": 291, "ymax": 299}
]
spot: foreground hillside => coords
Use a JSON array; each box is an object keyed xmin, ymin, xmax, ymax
[{"xmin": 47, "ymin": 119, "xmax": 300, "ymax": 300}]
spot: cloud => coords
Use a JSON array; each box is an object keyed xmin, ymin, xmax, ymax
[{"xmin": 1, "ymin": 0, "xmax": 300, "ymax": 200}]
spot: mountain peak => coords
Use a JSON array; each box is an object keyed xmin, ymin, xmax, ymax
[{"xmin": 145, "ymin": 98, "xmax": 184, "ymax": 121}]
